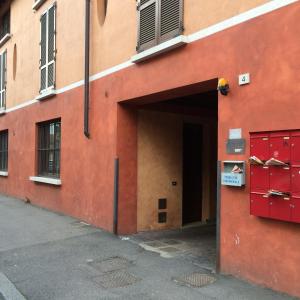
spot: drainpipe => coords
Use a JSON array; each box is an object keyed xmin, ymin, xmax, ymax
[{"xmin": 84, "ymin": 0, "xmax": 91, "ymax": 138}]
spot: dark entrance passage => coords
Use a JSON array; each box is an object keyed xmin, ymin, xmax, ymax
[{"xmin": 182, "ymin": 123, "xmax": 203, "ymax": 225}]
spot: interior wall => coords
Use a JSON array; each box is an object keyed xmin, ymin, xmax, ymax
[
  {"xmin": 137, "ymin": 109, "xmax": 217, "ymax": 231},
  {"xmin": 137, "ymin": 110, "xmax": 182, "ymax": 231}
]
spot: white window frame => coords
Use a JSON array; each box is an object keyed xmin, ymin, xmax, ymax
[
  {"xmin": 0, "ymin": 50, "xmax": 7, "ymax": 110},
  {"xmin": 40, "ymin": 4, "xmax": 56, "ymax": 94}
]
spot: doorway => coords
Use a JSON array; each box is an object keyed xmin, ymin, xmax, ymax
[
  {"xmin": 136, "ymin": 90, "xmax": 218, "ymax": 232},
  {"xmin": 182, "ymin": 123, "xmax": 203, "ymax": 225}
]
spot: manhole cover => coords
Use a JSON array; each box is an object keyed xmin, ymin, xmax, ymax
[
  {"xmin": 159, "ymin": 247, "xmax": 180, "ymax": 253},
  {"xmin": 88, "ymin": 256, "xmax": 131, "ymax": 273},
  {"xmin": 92, "ymin": 270, "xmax": 141, "ymax": 289},
  {"xmin": 143, "ymin": 241, "xmax": 166, "ymax": 248},
  {"xmin": 173, "ymin": 273, "xmax": 216, "ymax": 288}
]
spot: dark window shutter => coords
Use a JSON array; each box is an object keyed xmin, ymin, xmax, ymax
[
  {"xmin": 159, "ymin": 0, "xmax": 183, "ymax": 43},
  {"xmin": 40, "ymin": 13, "xmax": 47, "ymax": 91},
  {"xmin": 47, "ymin": 5, "xmax": 56, "ymax": 88},
  {"xmin": 137, "ymin": 0, "xmax": 158, "ymax": 52}
]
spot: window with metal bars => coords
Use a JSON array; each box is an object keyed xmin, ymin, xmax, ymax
[
  {"xmin": 137, "ymin": 0, "xmax": 183, "ymax": 52},
  {"xmin": 40, "ymin": 4, "xmax": 56, "ymax": 93},
  {"xmin": 37, "ymin": 119, "xmax": 61, "ymax": 178},
  {"xmin": 0, "ymin": 10, "xmax": 10, "ymax": 41},
  {"xmin": 0, "ymin": 50, "xmax": 6, "ymax": 110},
  {"xmin": 0, "ymin": 130, "xmax": 8, "ymax": 172}
]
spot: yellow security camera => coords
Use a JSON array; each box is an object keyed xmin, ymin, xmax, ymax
[{"xmin": 218, "ymin": 78, "xmax": 229, "ymax": 96}]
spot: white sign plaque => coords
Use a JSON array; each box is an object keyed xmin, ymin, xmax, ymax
[
  {"xmin": 239, "ymin": 73, "xmax": 250, "ymax": 85},
  {"xmin": 229, "ymin": 128, "xmax": 242, "ymax": 140}
]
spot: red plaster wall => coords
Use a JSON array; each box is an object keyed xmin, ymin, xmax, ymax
[
  {"xmin": 0, "ymin": 77, "xmax": 118, "ymax": 232},
  {"xmin": 114, "ymin": 2, "xmax": 300, "ymax": 297},
  {"xmin": 0, "ymin": 1, "xmax": 299, "ymax": 297}
]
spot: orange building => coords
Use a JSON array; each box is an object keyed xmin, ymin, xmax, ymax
[{"xmin": 0, "ymin": 0, "xmax": 299, "ymax": 297}]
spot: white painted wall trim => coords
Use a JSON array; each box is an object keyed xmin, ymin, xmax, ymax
[
  {"xmin": 0, "ymin": 171, "xmax": 8, "ymax": 177},
  {"xmin": 188, "ymin": 0, "xmax": 298, "ymax": 43},
  {"xmin": 4, "ymin": 0, "xmax": 298, "ymax": 114},
  {"xmin": 29, "ymin": 176, "xmax": 62, "ymax": 186},
  {"xmin": 131, "ymin": 35, "xmax": 188, "ymax": 63},
  {"xmin": 0, "ymin": 34, "xmax": 11, "ymax": 48},
  {"xmin": 36, "ymin": 89, "xmax": 57, "ymax": 101},
  {"xmin": 32, "ymin": 0, "xmax": 47, "ymax": 11}
]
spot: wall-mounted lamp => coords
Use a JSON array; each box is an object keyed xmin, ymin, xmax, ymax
[{"xmin": 218, "ymin": 78, "xmax": 230, "ymax": 96}]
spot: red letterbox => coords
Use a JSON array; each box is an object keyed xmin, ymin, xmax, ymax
[
  {"xmin": 250, "ymin": 130, "xmax": 300, "ymax": 224},
  {"xmin": 269, "ymin": 166, "xmax": 291, "ymax": 192},
  {"xmin": 250, "ymin": 165, "xmax": 269, "ymax": 192},
  {"xmin": 269, "ymin": 196, "xmax": 291, "ymax": 221},
  {"xmin": 250, "ymin": 133, "xmax": 269, "ymax": 161},
  {"xmin": 269, "ymin": 132, "xmax": 290, "ymax": 163},
  {"xmin": 250, "ymin": 192, "xmax": 270, "ymax": 218},
  {"xmin": 291, "ymin": 167, "xmax": 300, "ymax": 196},
  {"xmin": 291, "ymin": 131, "xmax": 300, "ymax": 164},
  {"xmin": 291, "ymin": 196, "xmax": 300, "ymax": 223}
]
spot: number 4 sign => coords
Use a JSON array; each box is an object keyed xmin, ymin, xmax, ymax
[{"xmin": 239, "ymin": 73, "xmax": 250, "ymax": 85}]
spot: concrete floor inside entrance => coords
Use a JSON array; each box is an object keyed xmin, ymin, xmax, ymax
[{"xmin": 130, "ymin": 225, "xmax": 216, "ymax": 272}]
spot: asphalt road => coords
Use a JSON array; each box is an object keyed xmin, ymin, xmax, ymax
[{"xmin": 0, "ymin": 195, "xmax": 296, "ymax": 300}]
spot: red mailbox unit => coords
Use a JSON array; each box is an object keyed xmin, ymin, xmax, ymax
[{"xmin": 250, "ymin": 130, "xmax": 300, "ymax": 224}]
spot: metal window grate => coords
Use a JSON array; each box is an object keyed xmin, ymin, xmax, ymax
[
  {"xmin": 37, "ymin": 119, "xmax": 61, "ymax": 178},
  {"xmin": 158, "ymin": 212, "xmax": 167, "ymax": 223},
  {"xmin": 0, "ymin": 130, "xmax": 8, "ymax": 172}
]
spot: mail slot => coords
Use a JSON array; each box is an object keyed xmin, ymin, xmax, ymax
[
  {"xmin": 269, "ymin": 132, "xmax": 290, "ymax": 163},
  {"xmin": 291, "ymin": 196, "xmax": 300, "ymax": 223},
  {"xmin": 250, "ymin": 165, "xmax": 269, "ymax": 192},
  {"xmin": 250, "ymin": 192, "xmax": 269, "ymax": 218},
  {"xmin": 269, "ymin": 195, "xmax": 291, "ymax": 222},
  {"xmin": 250, "ymin": 133, "xmax": 269, "ymax": 161},
  {"xmin": 221, "ymin": 161, "xmax": 245, "ymax": 187},
  {"xmin": 291, "ymin": 167, "xmax": 300, "ymax": 195},
  {"xmin": 269, "ymin": 166, "xmax": 290, "ymax": 192},
  {"xmin": 291, "ymin": 131, "xmax": 300, "ymax": 164}
]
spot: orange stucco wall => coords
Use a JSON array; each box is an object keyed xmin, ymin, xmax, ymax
[
  {"xmin": 1, "ymin": 0, "xmax": 272, "ymax": 108},
  {"xmin": 0, "ymin": 1, "xmax": 299, "ymax": 298}
]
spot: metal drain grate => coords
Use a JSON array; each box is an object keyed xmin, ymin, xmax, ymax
[
  {"xmin": 88, "ymin": 256, "xmax": 131, "ymax": 273},
  {"xmin": 173, "ymin": 273, "xmax": 216, "ymax": 288},
  {"xmin": 92, "ymin": 270, "xmax": 141, "ymax": 289}
]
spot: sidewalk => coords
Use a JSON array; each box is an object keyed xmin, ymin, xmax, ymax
[{"xmin": 0, "ymin": 195, "xmax": 296, "ymax": 300}]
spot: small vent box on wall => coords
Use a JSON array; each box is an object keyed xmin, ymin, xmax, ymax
[
  {"xmin": 250, "ymin": 130, "xmax": 300, "ymax": 224},
  {"xmin": 221, "ymin": 161, "xmax": 245, "ymax": 187}
]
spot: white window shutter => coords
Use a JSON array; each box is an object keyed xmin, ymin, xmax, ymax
[
  {"xmin": 0, "ymin": 51, "xmax": 6, "ymax": 109},
  {"xmin": 40, "ymin": 4, "xmax": 56, "ymax": 93}
]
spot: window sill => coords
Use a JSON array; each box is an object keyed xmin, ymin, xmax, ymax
[
  {"xmin": 131, "ymin": 35, "xmax": 188, "ymax": 63},
  {"xmin": 0, "ymin": 171, "xmax": 8, "ymax": 177},
  {"xmin": 36, "ymin": 89, "xmax": 56, "ymax": 101},
  {"xmin": 0, "ymin": 34, "xmax": 11, "ymax": 48},
  {"xmin": 32, "ymin": 0, "xmax": 47, "ymax": 11},
  {"xmin": 29, "ymin": 176, "xmax": 61, "ymax": 186},
  {"xmin": 0, "ymin": 108, "xmax": 6, "ymax": 116}
]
